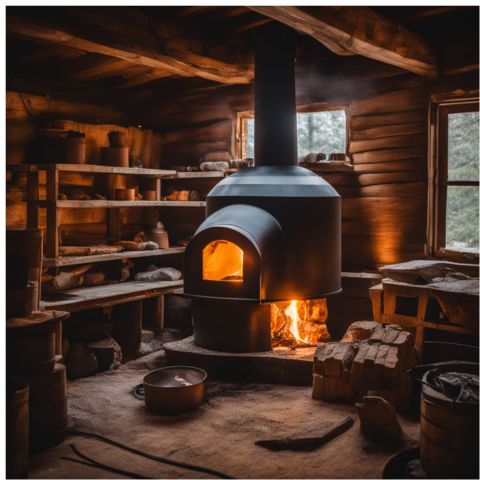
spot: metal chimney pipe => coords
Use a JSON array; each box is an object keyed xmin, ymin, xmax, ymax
[{"xmin": 254, "ymin": 25, "xmax": 298, "ymax": 167}]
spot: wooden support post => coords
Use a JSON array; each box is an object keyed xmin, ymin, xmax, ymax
[
  {"xmin": 142, "ymin": 294, "xmax": 164, "ymax": 330},
  {"xmin": 54, "ymin": 319, "xmax": 63, "ymax": 357},
  {"xmin": 26, "ymin": 170, "xmax": 39, "ymax": 228},
  {"xmin": 369, "ymin": 283, "xmax": 383, "ymax": 322},
  {"xmin": 45, "ymin": 165, "xmax": 59, "ymax": 258}
]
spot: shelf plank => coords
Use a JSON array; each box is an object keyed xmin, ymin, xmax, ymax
[
  {"xmin": 43, "ymin": 246, "xmax": 186, "ymax": 267},
  {"xmin": 163, "ymin": 171, "xmax": 226, "ymax": 179},
  {"xmin": 20, "ymin": 163, "xmax": 176, "ymax": 177},
  {"xmin": 32, "ymin": 200, "xmax": 206, "ymax": 208},
  {"xmin": 41, "ymin": 280, "xmax": 184, "ymax": 313}
]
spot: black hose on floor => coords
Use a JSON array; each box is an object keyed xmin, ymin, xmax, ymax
[
  {"xmin": 62, "ymin": 444, "xmax": 149, "ymax": 479},
  {"xmin": 67, "ymin": 429, "xmax": 234, "ymax": 479}
]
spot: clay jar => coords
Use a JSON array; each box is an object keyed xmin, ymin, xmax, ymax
[{"xmin": 107, "ymin": 131, "xmax": 127, "ymax": 148}]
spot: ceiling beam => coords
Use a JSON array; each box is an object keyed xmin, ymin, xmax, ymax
[
  {"xmin": 249, "ymin": 6, "xmax": 438, "ymax": 78},
  {"xmin": 7, "ymin": 12, "xmax": 253, "ymax": 85}
]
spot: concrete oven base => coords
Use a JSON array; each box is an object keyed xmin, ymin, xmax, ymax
[{"xmin": 164, "ymin": 335, "xmax": 316, "ymax": 386}]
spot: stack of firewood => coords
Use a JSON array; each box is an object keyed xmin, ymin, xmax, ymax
[{"xmin": 312, "ymin": 321, "xmax": 415, "ymax": 411}]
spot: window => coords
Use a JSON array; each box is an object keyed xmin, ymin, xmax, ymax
[
  {"xmin": 236, "ymin": 108, "xmax": 347, "ymax": 160},
  {"xmin": 429, "ymin": 97, "xmax": 479, "ymax": 259}
]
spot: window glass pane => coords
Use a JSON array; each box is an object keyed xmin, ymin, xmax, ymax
[
  {"xmin": 244, "ymin": 110, "xmax": 346, "ymax": 160},
  {"xmin": 296, "ymin": 111, "xmax": 346, "ymax": 157},
  {"xmin": 448, "ymin": 111, "xmax": 479, "ymax": 180},
  {"xmin": 246, "ymin": 118, "xmax": 254, "ymax": 158},
  {"xmin": 446, "ymin": 186, "xmax": 479, "ymax": 250}
]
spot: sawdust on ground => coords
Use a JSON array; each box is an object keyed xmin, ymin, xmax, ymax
[{"xmin": 29, "ymin": 349, "xmax": 420, "ymax": 479}]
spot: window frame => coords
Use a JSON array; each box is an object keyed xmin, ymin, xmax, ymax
[
  {"xmin": 234, "ymin": 104, "xmax": 349, "ymax": 160},
  {"xmin": 427, "ymin": 94, "xmax": 479, "ymax": 261}
]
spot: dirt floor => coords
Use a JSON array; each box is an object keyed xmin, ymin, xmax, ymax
[{"xmin": 29, "ymin": 347, "xmax": 420, "ymax": 479}]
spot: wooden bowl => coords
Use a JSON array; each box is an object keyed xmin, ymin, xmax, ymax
[{"xmin": 143, "ymin": 366, "xmax": 207, "ymax": 415}]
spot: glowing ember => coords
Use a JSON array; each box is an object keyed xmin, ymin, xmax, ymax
[{"xmin": 271, "ymin": 299, "xmax": 330, "ymax": 347}]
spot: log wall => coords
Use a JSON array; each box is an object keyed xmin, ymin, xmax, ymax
[{"xmin": 151, "ymin": 70, "xmax": 478, "ymax": 272}]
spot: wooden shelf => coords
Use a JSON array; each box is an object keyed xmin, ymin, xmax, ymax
[
  {"xmin": 41, "ymin": 280, "xmax": 184, "ymax": 313},
  {"xmin": 33, "ymin": 200, "xmax": 206, "ymax": 208},
  {"xmin": 8, "ymin": 163, "xmax": 176, "ymax": 177},
  {"xmin": 163, "ymin": 171, "xmax": 226, "ymax": 179},
  {"xmin": 43, "ymin": 246, "xmax": 186, "ymax": 267}
]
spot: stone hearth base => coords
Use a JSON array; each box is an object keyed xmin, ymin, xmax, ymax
[{"xmin": 164, "ymin": 336, "xmax": 315, "ymax": 386}]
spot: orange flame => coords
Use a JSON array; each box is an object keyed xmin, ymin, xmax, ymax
[{"xmin": 271, "ymin": 299, "xmax": 329, "ymax": 346}]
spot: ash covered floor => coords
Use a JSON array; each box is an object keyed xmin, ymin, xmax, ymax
[{"xmin": 29, "ymin": 349, "xmax": 420, "ymax": 479}]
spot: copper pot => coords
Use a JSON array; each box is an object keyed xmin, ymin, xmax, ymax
[{"xmin": 143, "ymin": 366, "xmax": 206, "ymax": 415}]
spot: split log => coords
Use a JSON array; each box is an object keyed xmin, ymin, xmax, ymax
[
  {"xmin": 114, "ymin": 240, "xmax": 158, "ymax": 251},
  {"xmin": 59, "ymin": 245, "xmax": 124, "ymax": 256},
  {"xmin": 83, "ymin": 272, "xmax": 106, "ymax": 287},
  {"xmin": 87, "ymin": 336, "xmax": 122, "ymax": 371},
  {"xmin": 356, "ymin": 396, "xmax": 404, "ymax": 447},
  {"xmin": 199, "ymin": 161, "xmax": 230, "ymax": 172},
  {"xmin": 342, "ymin": 321, "xmax": 379, "ymax": 341},
  {"xmin": 67, "ymin": 343, "xmax": 98, "ymax": 379},
  {"xmin": 52, "ymin": 264, "xmax": 92, "ymax": 290},
  {"xmin": 255, "ymin": 416, "xmax": 354, "ymax": 451},
  {"xmin": 134, "ymin": 267, "xmax": 182, "ymax": 282},
  {"xmin": 312, "ymin": 373, "xmax": 355, "ymax": 402},
  {"xmin": 165, "ymin": 190, "xmax": 201, "ymax": 200}
]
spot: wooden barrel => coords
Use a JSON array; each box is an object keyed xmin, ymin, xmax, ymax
[
  {"xmin": 7, "ymin": 313, "xmax": 58, "ymax": 377},
  {"xmin": 420, "ymin": 362, "xmax": 479, "ymax": 479},
  {"xmin": 29, "ymin": 364, "xmax": 68, "ymax": 453},
  {"xmin": 6, "ymin": 378, "xmax": 29, "ymax": 479}
]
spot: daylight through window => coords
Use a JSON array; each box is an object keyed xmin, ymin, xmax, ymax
[
  {"xmin": 242, "ymin": 110, "xmax": 346, "ymax": 160},
  {"xmin": 430, "ymin": 99, "xmax": 479, "ymax": 257}
]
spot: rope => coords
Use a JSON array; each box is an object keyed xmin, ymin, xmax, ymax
[
  {"xmin": 62, "ymin": 444, "xmax": 148, "ymax": 479},
  {"xmin": 67, "ymin": 429, "xmax": 234, "ymax": 479}
]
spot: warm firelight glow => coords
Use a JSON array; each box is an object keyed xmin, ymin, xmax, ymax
[
  {"xmin": 271, "ymin": 299, "xmax": 329, "ymax": 347},
  {"xmin": 202, "ymin": 240, "xmax": 243, "ymax": 282}
]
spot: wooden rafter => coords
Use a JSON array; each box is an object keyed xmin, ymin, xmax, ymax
[
  {"xmin": 7, "ymin": 13, "xmax": 253, "ymax": 85},
  {"xmin": 249, "ymin": 6, "xmax": 438, "ymax": 78}
]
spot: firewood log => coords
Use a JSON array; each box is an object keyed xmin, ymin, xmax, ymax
[
  {"xmin": 87, "ymin": 336, "xmax": 122, "ymax": 371},
  {"xmin": 199, "ymin": 161, "xmax": 229, "ymax": 171},
  {"xmin": 52, "ymin": 264, "xmax": 92, "ymax": 290},
  {"xmin": 114, "ymin": 240, "xmax": 158, "ymax": 251},
  {"xmin": 83, "ymin": 272, "xmax": 106, "ymax": 287}
]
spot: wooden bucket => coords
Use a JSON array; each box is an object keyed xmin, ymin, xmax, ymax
[
  {"xmin": 6, "ymin": 282, "xmax": 38, "ymax": 319},
  {"xmin": 29, "ymin": 364, "xmax": 68, "ymax": 453},
  {"xmin": 6, "ymin": 378, "xmax": 29, "ymax": 479},
  {"xmin": 420, "ymin": 362, "xmax": 479, "ymax": 479},
  {"xmin": 6, "ymin": 229, "xmax": 43, "ymax": 302},
  {"xmin": 7, "ymin": 317, "xmax": 57, "ymax": 376}
]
